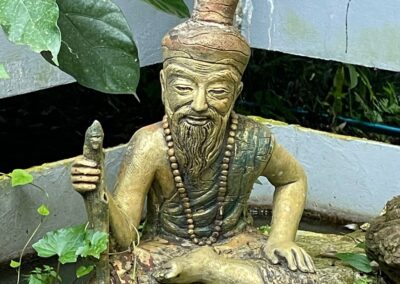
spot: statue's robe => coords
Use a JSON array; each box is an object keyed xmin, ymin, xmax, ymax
[{"xmin": 110, "ymin": 115, "xmax": 319, "ymax": 284}]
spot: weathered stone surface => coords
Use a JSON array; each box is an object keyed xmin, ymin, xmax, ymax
[
  {"xmin": 109, "ymin": 229, "xmax": 378, "ymax": 284},
  {"xmin": 296, "ymin": 230, "xmax": 375, "ymax": 284},
  {"xmin": 366, "ymin": 196, "xmax": 400, "ymax": 283}
]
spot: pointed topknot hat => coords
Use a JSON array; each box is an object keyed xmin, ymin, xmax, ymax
[{"xmin": 162, "ymin": 0, "xmax": 251, "ymax": 75}]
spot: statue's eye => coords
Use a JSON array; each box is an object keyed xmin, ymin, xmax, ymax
[
  {"xmin": 208, "ymin": 89, "xmax": 227, "ymax": 96},
  {"xmin": 175, "ymin": 85, "xmax": 193, "ymax": 92}
]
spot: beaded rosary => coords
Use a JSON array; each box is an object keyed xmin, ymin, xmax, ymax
[{"xmin": 162, "ymin": 111, "xmax": 238, "ymax": 246}]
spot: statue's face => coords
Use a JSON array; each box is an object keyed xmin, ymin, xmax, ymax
[
  {"xmin": 160, "ymin": 58, "xmax": 243, "ymax": 123},
  {"xmin": 160, "ymin": 57, "xmax": 243, "ymax": 175}
]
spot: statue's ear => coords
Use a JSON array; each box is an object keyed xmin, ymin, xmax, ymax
[
  {"xmin": 236, "ymin": 82, "xmax": 243, "ymax": 99},
  {"xmin": 160, "ymin": 70, "xmax": 166, "ymax": 105}
]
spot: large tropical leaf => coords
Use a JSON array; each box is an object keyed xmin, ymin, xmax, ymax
[
  {"xmin": 33, "ymin": 224, "xmax": 108, "ymax": 264},
  {"xmin": 0, "ymin": 0, "xmax": 61, "ymax": 64},
  {"xmin": 32, "ymin": 225, "xmax": 85, "ymax": 264},
  {"xmin": 141, "ymin": 0, "xmax": 189, "ymax": 18},
  {"xmin": 55, "ymin": 0, "xmax": 140, "ymax": 95}
]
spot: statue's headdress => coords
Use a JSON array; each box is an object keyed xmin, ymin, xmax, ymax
[{"xmin": 162, "ymin": 0, "xmax": 250, "ymax": 75}]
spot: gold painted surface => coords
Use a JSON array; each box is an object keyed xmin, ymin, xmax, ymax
[
  {"xmin": 110, "ymin": 230, "xmax": 377, "ymax": 284},
  {"xmin": 71, "ymin": 0, "xmax": 318, "ymax": 282}
]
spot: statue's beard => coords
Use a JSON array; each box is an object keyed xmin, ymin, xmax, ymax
[{"xmin": 169, "ymin": 107, "xmax": 228, "ymax": 178}]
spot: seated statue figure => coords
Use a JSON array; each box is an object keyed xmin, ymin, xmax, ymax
[{"xmin": 71, "ymin": 0, "xmax": 319, "ymax": 283}]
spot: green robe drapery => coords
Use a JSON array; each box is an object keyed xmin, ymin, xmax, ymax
[{"xmin": 147, "ymin": 115, "xmax": 274, "ymax": 240}]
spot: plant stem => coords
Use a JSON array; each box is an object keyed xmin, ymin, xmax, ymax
[
  {"xmin": 55, "ymin": 261, "xmax": 61, "ymax": 284},
  {"xmin": 16, "ymin": 219, "xmax": 43, "ymax": 284},
  {"xmin": 29, "ymin": 182, "xmax": 50, "ymax": 199}
]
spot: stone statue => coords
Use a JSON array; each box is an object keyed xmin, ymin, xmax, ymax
[
  {"xmin": 366, "ymin": 195, "xmax": 400, "ymax": 283},
  {"xmin": 71, "ymin": 0, "xmax": 318, "ymax": 282}
]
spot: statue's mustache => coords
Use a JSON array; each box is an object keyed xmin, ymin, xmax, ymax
[{"xmin": 174, "ymin": 106, "xmax": 220, "ymax": 123}]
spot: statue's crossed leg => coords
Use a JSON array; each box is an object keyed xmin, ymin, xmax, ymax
[{"xmin": 110, "ymin": 231, "xmax": 320, "ymax": 284}]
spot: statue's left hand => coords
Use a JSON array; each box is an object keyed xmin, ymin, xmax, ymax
[{"xmin": 263, "ymin": 240, "xmax": 315, "ymax": 273}]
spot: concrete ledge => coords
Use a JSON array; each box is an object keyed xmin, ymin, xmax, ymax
[
  {"xmin": 249, "ymin": 117, "xmax": 400, "ymax": 223},
  {"xmin": 1, "ymin": 120, "xmax": 399, "ymax": 263},
  {"xmin": 0, "ymin": 145, "xmax": 125, "ymax": 263}
]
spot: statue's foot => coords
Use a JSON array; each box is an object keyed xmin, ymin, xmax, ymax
[{"xmin": 153, "ymin": 246, "xmax": 217, "ymax": 283}]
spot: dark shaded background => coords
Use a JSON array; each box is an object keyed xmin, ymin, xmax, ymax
[{"xmin": 1, "ymin": 50, "xmax": 399, "ymax": 172}]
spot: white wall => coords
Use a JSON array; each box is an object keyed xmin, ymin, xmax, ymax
[
  {"xmin": 2, "ymin": 0, "xmax": 400, "ymax": 98},
  {"xmin": 246, "ymin": 0, "xmax": 400, "ymax": 73},
  {"xmin": 250, "ymin": 118, "xmax": 400, "ymax": 222}
]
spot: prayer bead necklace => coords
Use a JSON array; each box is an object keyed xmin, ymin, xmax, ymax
[{"xmin": 162, "ymin": 111, "xmax": 238, "ymax": 246}]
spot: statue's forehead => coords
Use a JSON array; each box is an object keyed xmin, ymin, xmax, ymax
[{"xmin": 163, "ymin": 58, "xmax": 240, "ymax": 81}]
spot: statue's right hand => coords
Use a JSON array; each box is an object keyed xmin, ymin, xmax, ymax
[{"xmin": 70, "ymin": 158, "xmax": 100, "ymax": 193}]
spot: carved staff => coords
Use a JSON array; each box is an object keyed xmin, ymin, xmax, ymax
[{"xmin": 83, "ymin": 120, "xmax": 110, "ymax": 284}]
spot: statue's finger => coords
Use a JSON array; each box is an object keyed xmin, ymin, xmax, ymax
[
  {"xmin": 292, "ymin": 248, "xmax": 308, "ymax": 273},
  {"xmin": 71, "ymin": 175, "xmax": 99, "ymax": 183},
  {"xmin": 303, "ymin": 250, "xmax": 316, "ymax": 273},
  {"xmin": 71, "ymin": 167, "xmax": 101, "ymax": 175},
  {"xmin": 72, "ymin": 183, "xmax": 96, "ymax": 191},
  {"xmin": 164, "ymin": 263, "xmax": 180, "ymax": 279},
  {"xmin": 278, "ymin": 250, "xmax": 297, "ymax": 271},
  {"xmin": 73, "ymin": 158, "xmax": 98, "ymax": 168},
  {"xmin": 264, "ymin": 247, "xmax": 279, "ymax": 264}
]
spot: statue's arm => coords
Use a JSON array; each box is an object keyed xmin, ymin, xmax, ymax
[
  {"xmin": 71, "ymin": 127, "xmax": 158, "ymax": 249},
  {"xmin": 261, "ymin": 138, "xmax": 315, "ymax": 272},
  {"xmin": 262, "ymin": 139, "xmax": 307, "ymax": 244},
  {"xmin": 109, "ymin": 128, "xmax": 157, "ymax": 249}
]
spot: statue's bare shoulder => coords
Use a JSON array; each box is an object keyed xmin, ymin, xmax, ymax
[
  {"xmin": 113, "ymin": 122, "xmax": 166, "ymax": 195},
  {"xmin": 112, "ymin": 122, "xmax": 166, "ymax": 214},
  {"xmin": 125, "ymin": 121, "xmax": 166, "ymax": 166}
]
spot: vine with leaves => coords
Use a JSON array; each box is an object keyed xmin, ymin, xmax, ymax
[{"xmin": 1, "ymin": 169, "xmax": 110, "ymax": 283}]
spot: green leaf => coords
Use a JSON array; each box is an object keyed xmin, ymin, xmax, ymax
[
  {"xmin": 346, "ymin": 64, "xmax": 359, "ymax": 90},
  {"xmin": 335, "ymin": 253, "xmax": 372, "ymax": 273},
  {"xmin": 76, "ymin": 265, "xmax": 94, "ymax": 278},
  {"xmin": 355, "ymin": 276, "xmax": 372, "ymax": 284},
  {"xmin": 28, "ymin": 275, "xmax": 45, "ymax": 284},
  {"xmin": 32, "ymin": 225, "xmax": 86, "ymax": 264},
  {"xmin": 37, "ymin": 204, "xmax": 50, "ymax": 216},
  {"xmin": 53, "ymin": 0, "xmax": 140, "ymax": 96},
  {"xmin": 258, "ymin": 225, "xmax": 271, "ymax": 234},
  {"xmin": 333, "ymin": 66, "xmax": 345, "ymax": 92},
  {"xmin": 10, "ymin": 169, "xmax": 33, "ymax": 186},
  {"xmin": 28, "ymin": 269, "xmax": 60, "ymax": 284},
  {"xmin": 10, "ymin": 260, "xmax": 20, "ymax": 268},
  {"xmin": 355, "ymin": 242, "xmax": 366, "ymax": 249},
  {"xmin": 0, "ymin": 0, "xmax": 61, "ymax": 64},
  {"xmin": 0, "ymin": 64, "xmax": 9, "ymax": 79},
  {"xmin": 76, "ymin": 230, "xmax": 108, "ymax": 259},
  {"xmin": 141, "ymin": 0, "xmax": 190, "ymax": 18},
  {"xmin": 333, "ymin": 98, "xmax": 343, "ymax": 114}
]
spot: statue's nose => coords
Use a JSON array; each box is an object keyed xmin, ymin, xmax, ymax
[{"xmin": 191, "ymin": 89, "xmax": 208, "ymax": 112}]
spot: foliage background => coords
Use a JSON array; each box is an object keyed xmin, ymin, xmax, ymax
[
  {"xmin": 238, "ymin": 50, "xmax": 400, "ymax": 144},
  {"xmin": 1, "ymin": 49, "xmax": 399, "ymax": 174}
]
